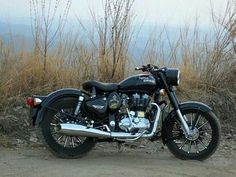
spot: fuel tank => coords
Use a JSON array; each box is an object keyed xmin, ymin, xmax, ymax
[{"xmin": 119, "ymin": 74, "xmax": 156, "ymax": 92}]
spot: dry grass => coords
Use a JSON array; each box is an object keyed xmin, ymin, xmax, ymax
[{"xmin": 0, "ymin": 0, "xmax": 235, "ymax": 134}]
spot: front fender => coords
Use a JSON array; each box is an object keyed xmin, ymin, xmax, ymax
[
  {"xmin": 34, "ymin": 88, "xmax": 90, "ymax": 126},
  {"xmin": 161, "ymin": 101, "xmax": 212, "ymax": 144},
  {"xmin": 179, "ymin": 101, "xmax": 212, "ymax": 113}
]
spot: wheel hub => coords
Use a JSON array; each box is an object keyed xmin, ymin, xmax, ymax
[{"xmin": 187, "ymin": 128, "xmax": 199, "ymax": 141}]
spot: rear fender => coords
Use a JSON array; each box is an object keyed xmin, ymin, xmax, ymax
[
  {"xmin": 33, "ymin": 88, "xmax": 90, "ymax": 126},
  {"xmin": 30, "ymin": 95, "xmax": 47, "ymax": 125},
  {"xmin": 161, "ymin": 101, "xmax": 212, "ymax": 144}
]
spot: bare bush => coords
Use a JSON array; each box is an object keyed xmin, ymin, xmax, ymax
[
  {"xmin": 0, "ymin": 0, "xmax": 235, "ymax": 133},
  {"xmin": 89, "ymin": 0, "xmax": 134, "ymax": 82},
  {"xmin": 30, "ymin": 0, "xmax": 71, "ymax": 71}
]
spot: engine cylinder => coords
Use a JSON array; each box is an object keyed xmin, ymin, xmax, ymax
[{"xmin": 131, "ymin": 93, "xmax": 150, "ymax": 111}]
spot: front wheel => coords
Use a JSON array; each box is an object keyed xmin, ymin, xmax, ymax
[
  {"xmin": 40, "ymin": 96, "xmax": 96, "ymax": 158},
  {"xmin": 165, "ymin": 109, "xmax": 220, "ymax": 160}
]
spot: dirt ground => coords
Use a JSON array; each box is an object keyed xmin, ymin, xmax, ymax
[
  {"xmin": 1, "ymin": 105, "xmax": 236, "ymax": 177},
  {"xmin": 0, "ymin": 139, "xmax": 236, "ymax": 177}
]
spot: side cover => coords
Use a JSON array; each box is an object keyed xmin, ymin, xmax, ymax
[{"xmin": 85, "ymin": 96, "xmax": 108, "ymax": 116}]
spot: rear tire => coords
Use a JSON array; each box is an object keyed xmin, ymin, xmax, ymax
[
  {"xmin": 165, "ymin": 109, "xmax": 220, "ymax": 160},
  {"xmin": 40, "ymin": 96, "xmax": 96, "ymax": 159}
]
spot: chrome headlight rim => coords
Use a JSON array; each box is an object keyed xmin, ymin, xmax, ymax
[{"xmin": 177, "ymin": 70, "xmax": 180, "ymax": 85}]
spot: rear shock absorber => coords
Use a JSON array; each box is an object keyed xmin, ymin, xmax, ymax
[{"xmin": 74, "ymin": 95, "xmax": 84, "ymax": 115}]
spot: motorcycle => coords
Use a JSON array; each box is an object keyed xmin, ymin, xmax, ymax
[{"xmin": 27, "ymin": 64, "xmax": 220, "ymax": 160}]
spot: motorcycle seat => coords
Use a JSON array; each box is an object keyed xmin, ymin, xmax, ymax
[{"xmin": 82, "ymin": 80, "xmax": 118, "ymax": 92}]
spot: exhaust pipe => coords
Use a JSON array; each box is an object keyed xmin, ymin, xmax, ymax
[
  {"xmin": 58, "ymin": 124, "xmax": 111, "ymax": 138},
  {"xmin": 58, "ymin": 103, "xmax": 161, "ymax": 139},
  {"xmin": 58, "ymin": 123, "xmax": 147, "ymax": 138}
]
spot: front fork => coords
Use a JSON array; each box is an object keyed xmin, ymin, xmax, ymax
[
  {"xmin": 176, "ymin": 109, "xmax": 190, "ymax": 135},
  {"xmin": 158, "ymin": 73, "xmax": 190, "ymax": 137},
  {"xmin": 168, "ymin": 91, "xmax": 191, "ymax": 137}
]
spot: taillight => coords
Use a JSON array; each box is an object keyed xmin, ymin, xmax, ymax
[
  {"xmin": 26, "ymin": 97, "xmax": 42, "ymax": 107},
  {"xmin": 26, "ymin": 97, "xmax": 34, "ymax": 107}
]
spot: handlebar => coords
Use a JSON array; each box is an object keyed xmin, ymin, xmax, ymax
[{"xmin": 135, "ymin": 64, "xmax": 160, "ymax": 72}]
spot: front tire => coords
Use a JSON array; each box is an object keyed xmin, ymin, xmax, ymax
[
  {"xmin": 165, "ymin": 109, "xmax": 220, "ymax": 160},
  {"xmin": 40, "ymin": 96, "xmax": 96, "ymax": 158}
]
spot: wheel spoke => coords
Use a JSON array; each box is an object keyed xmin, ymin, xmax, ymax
[
  {"xmin": 56, "ymin": 135, "xmax": 63, "ymax": 142},
  {"xmin": 64, "ymin": 136, "xmax": 68, "ymax": 147},
  {"xmin": 188, "ymin": 141, "xmax": 192, "ymax": 154},
  {"xmin": 54, "ymin": 114, "xmax": 60, "ymax": 120},
  {"xmin": 194, "ymin": 141, "xmax": 199, "ymax": 153},
  {"xmin": 71, "ymin": 137, "xmax": 75, "ymax": 148},
  {"xmin": 193, "ymin": 112, "xmax": 201, "ymax": 128},
  {"xmin": 198, "ymin": 139, "xmax": 207, "ymax": 149},
  {"xmin": 179, "ymin": 139, "xmax": 188, "ymax": 149},
  {"xmin": 190, "ymin": 114, "xmax": 193, "ymax": 128},
  {"xmin": 199, "ymin": 134, "xmax": 212, "ymax": 141},
  {"xmin": 75, "ymin": 137, "xmax": 82, "ymax": 144},
  {"xmin": 197, "ymin": 121, "xmax": 209, "ymax": 129}
]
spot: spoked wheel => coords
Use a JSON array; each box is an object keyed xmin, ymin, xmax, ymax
[
  {"xmin": 50, "ymin": 108, "xmax": 87, "ymax": 148},
  {"xmin": 165, "ymin": 109, "xmax": 220, "ymax": 160},
  {"xmin": 41, "ymin": 97, "xmax": 96, "ymax": 158}
]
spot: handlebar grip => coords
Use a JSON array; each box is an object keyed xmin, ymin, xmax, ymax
[{"xmin": 135, "ymin": 67, "xmax": 142, "ymax": 70}]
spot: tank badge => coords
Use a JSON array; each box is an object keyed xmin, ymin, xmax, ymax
[{"xmin": 139, "ymin": 77, "xmax": 155, "ymax": 84}]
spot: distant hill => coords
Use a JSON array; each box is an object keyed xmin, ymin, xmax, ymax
[
  {"xmin": 0, "ymin": 21, "xmax": 33, "ymax": 51},
  {"xmin": 0, "ymin": 21, "xmax": 31, "ymax": 37},
  {"xmin": 0, "ymin": 21, "xmax": 210, "ymax": 57}
]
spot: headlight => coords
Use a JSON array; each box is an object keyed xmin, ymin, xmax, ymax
[{"xmin": 165, "ymin": 68, "xmax": 180, "ymax": 86}]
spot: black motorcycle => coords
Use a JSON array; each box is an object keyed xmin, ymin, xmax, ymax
[{"xmin": 27, "ymin": 64, "xmax": 220, "ymax": 160}]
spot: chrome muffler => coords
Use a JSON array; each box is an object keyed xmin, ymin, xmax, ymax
[
  {"xmin": 58, "ymin": 103, "xmax": 161, "ymax": 139},
  {"xmin": 58, "ymin": 124, "xmax": 148, "ymax": 138},
  {"xmin": 58, "ymin": 124, "xmax": 111, "ymax": 138}
]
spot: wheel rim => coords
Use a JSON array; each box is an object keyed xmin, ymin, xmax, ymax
[
  {"xmin": 171, "ymin": 112, "xmax": 213, "ymax": 154},
  {"xmin": 49, "ymin": 108, "xmax": 86, "ymax": 148}
]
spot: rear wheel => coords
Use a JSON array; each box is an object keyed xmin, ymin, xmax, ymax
[
  {"xmin": 165, "ymin": 109, "xmax": 220, "ymax": 160},
  {"xmin": 41, "ymin": 96, "xmax": 96, "ymax": 158}
]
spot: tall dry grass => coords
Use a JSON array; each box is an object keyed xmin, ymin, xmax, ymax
[{"xmin": 0, "ymin": 0, "xmax": 235, "ymax": 128}]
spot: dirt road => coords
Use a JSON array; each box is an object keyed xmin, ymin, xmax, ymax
[{"xmin": 1, "ymin": 140, "xmax": 236, "ymax": 177}]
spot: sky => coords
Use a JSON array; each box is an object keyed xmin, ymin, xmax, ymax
[{"xmin": 0, "ymin": 0, "xmax": 228, "ymax": 28}]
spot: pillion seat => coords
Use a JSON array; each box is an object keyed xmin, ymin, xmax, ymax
[{"xmin": 82, "ymin": 80, "xmax": 118, "ymax": 92}]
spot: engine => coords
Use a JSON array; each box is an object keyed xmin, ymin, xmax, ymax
[
  {"xmin": 86, "ymin": 91, "xmax": 153, "ymax": 133},
  {"xmin": 117, "ymin": 93, "xmax": 152, "ymax": 133}
]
